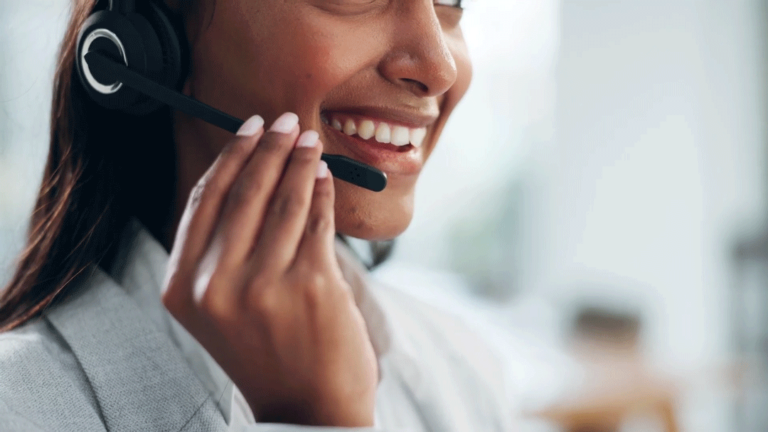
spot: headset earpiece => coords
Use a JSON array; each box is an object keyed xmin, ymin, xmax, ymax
[{"xmin": 75, "ymin": 0, "xmax": 187, "ymax": 116}]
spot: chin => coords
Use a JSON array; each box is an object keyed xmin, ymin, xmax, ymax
[
  {"xmin": 333, "ymin": 177, "xmax": 415, "ymax": 241},
  {"xmin": 337, "ymin": 221, "xmax": 410, "ymax": 242}
]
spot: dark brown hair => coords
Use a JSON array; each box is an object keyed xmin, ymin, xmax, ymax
[{"xmin": 0, "ymin": 0, "xmax": 394, "ymax": 333}]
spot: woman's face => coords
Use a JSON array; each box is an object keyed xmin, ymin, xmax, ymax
[{"xmin": 171, "ymin": 0, "xmax": 472, "ymax": 241}]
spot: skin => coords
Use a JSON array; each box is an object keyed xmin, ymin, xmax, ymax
[
  {"xmin": 153, "ymin": 0, "xmax": 472, "ymax": 424},
  {"xmin": 160, "ymin": 0, "xmax": 473, "ymax": 249}
]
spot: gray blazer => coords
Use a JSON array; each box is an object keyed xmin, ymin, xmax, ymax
[{"xmin": 0, "ymin": 220, "xmax": 516, "ymax": 432}]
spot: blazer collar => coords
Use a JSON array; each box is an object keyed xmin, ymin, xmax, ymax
[{"xmin": 44, "ymin": 263, "xmax": 220, "ymax": 431}]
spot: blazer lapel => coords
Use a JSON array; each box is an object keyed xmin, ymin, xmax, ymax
[{"xmin": 45, "ymin": 264, "xmax": 225, "ymax": 432}]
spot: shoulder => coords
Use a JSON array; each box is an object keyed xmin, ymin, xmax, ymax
[
  {"xmin": 0, "ymin": 316, "xmax": 105, "ymax": 431},
  {"xmin": 0, "ymin": 263, "xmax": 226, "ymax": 431}
]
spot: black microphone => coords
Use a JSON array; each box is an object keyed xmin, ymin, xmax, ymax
[{"xmin": 83, "ymin": 50, "xmax": 388, "ymax": 193}]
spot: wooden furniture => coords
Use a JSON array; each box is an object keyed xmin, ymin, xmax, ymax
[
  {"xmin": 526, "ymin": 340, "xmax": 679, "ymax": 432},
  {"xmin": 524, "ymin": 305, "xmax": 680, "ymax": 432}
]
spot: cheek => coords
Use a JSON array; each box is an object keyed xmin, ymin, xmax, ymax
[{"xmin": 236, "ymin": 15, "xmax": 382, "ymax": 113}]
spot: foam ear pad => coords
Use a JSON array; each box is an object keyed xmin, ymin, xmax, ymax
[
  {"xmin": 120, "ymin": 11, "xmax": 166, "ymax": 115},
  {"xmin": 117, "ymin": 0, "xmax": 189, "ymax": 115},
  {"xmin": 142, "ymin": 0, "xmax": 189, "ymax": 92}
]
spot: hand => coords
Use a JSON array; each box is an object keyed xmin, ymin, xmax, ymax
[{"xmin": 161, "ymin": 112, "xmax": 378, "ymax": 427}]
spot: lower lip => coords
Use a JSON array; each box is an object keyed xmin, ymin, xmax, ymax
[{"xmin": 321, "ymin": 124, "xmax": 424, "ymax": 176}]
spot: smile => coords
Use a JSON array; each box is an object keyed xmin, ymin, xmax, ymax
[
  {"xmin": 320, "ymin": 112, "xmax": 429, "ymax": 148},
  {"xmin": 319, "ymin": 118, "xmax": 426, "ymax": 176}
]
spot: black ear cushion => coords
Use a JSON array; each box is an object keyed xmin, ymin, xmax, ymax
[
  {"xmin": 121, "ymin": 12, "xmax": 166, "ymax": 115},
  {"xmin": 121, "ymin": 0, "xmax": 189, "ymax": 115},
  {"xmin": 124, "ymin": 14, "xmax": 164, "ymax": 82},
  {"xmin": 141, "ymin": 0, "xmax": 189, "ymax": 91}
]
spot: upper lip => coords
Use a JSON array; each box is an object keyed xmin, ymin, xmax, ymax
[{"xmin": 321, "ymin": 106, "xmax": 439, "ymax": 129}]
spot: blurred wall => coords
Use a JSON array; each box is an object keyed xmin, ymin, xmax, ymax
[
  {"xmin": 542, "ymin": 0, "xmax": 767, "ymax": 382},
  {"xmin": 0, "ymin": 1, "xmax": 70, "ymax": 284}
]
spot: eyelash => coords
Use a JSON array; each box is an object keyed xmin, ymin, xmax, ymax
[{"xmin": 435, "ymin": 0, "xmax": 464, "ymax": 10}]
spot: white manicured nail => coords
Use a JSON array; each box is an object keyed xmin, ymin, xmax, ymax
[
  {"xmin": 236, "ymin": 115, "xmax": 264, "ymax": 136},
  {"xmin": 296, "ymin": 130, "xmax": 319, "ymax": 148},
  {"xmin": 269, "ymin": 112, "xmax": 300, "ymax": 133},
  {"xmin": 316, "ymin": 160, "xmax": 328, "ymax": 178}
]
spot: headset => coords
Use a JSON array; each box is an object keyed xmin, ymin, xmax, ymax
[{"xmin": 75, "ymin": 0, "xmax": 387, "ymax": 192}]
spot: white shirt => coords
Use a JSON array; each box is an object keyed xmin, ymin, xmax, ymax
[{"xmin": 107, "ymin": 216, "xmax": 516, "ymax": 432}]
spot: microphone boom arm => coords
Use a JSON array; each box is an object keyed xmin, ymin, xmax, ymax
[{"xmin": 84, "ymin": 51, "xmax": 387, "ymax": 192}]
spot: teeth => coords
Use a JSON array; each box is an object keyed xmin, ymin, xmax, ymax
[
  {"xmin": 391, "ymin": 126, "xmax": 410, "ymax": 146},
  {"xmin": 343, "ymin": 119, "xmax": 357, "ymax": 136},
  {"xmin": 410, "ymin": 128, "xmax": 427, "ymax": 147},
  {"xmin": 325, "ymin": 114, "xmax": 428, "ymax": 148},
  {"xmin": 375, "ymin": 123, "xmax": 391, "ymax": 144},
  {"xmin": 358, "ymin": 120, "xmax": 375, "ymax": 140}
]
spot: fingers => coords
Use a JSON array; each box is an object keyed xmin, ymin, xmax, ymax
[
  {"xmin": 212, "ymin": 112, "xmax": 301, "ymax": 269},
  {"xmin": 163, "ymin": 115, "xmax": 264, "ymax": 306},
  {"xmin": 251, "ymin": 130, "xmax": 325, "ymax": 273},
  {"xmin": 290, "ymin": 162, "xmax": 337, "ymax": 273}
]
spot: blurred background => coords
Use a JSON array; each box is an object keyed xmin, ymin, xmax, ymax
[{"xmin": 2, "ymin": 0, "xmax": 768, "ymax": 431}]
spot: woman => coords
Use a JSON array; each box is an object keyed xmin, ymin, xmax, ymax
[{"xmin": 0, "ymin": 0, "xmax": 515, "ymax": 430}]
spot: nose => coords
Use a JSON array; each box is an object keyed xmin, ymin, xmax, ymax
[{"xmin": 378, "ymin": 1, "xmax": 459, "ymax": 98}]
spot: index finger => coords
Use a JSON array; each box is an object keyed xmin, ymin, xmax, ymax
[{"xmin": 163, "ymin": 115, "xmax": 265, "ymax": 295}]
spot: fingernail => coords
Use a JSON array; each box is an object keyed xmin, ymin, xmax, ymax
[
  {"xmin": 316, "ymin": 160, "xmax": 328, "ymax": 178},
  {"xmin": 236, "ymin": 115, "xmax": 264, "ymax": 136},
  {"xmin": 296, "ymin": 130, "xmax": 319, "ymax": 148},
  {"xmin": 269, "ymin": 112, "xmax": 300, "ymax": 134}
]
